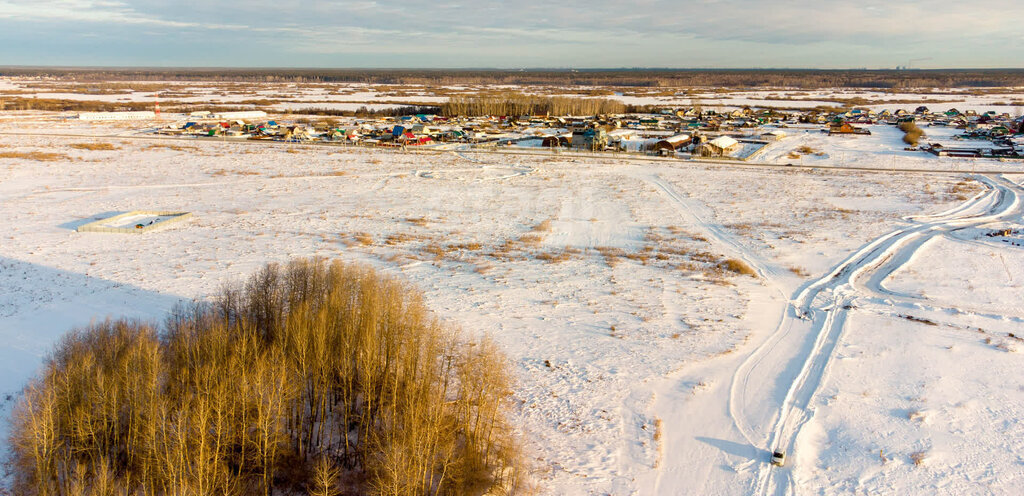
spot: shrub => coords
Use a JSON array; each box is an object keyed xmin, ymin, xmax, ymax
[
  {"xmin": 898, "ymin": 121, "xmax": 925, "ymax": 146},
  {"xmin": 6, "ymin": 259, "xmax": 527, "ymax": 496},
  {"xmin": 721, "ymin": 258, "xmax": 757, "ymax": 277}
]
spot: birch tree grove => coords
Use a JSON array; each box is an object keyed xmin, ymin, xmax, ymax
[
  {"xmin": 7, "ymin": 258, "xmax": 528, "ymax": 495},
  {"xmin": 442, "ymin": 93, "xmax": 625, "ymax": 117}
]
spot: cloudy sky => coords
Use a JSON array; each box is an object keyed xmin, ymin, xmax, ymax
[{"xmin": 1, "ymin": 0, "xmax": 1022, "ymax": 68}]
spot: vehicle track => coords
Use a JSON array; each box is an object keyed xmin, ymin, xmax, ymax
[{"xmin": 751, "ymin": 174, "xmax": 1021, "ymax": 495}]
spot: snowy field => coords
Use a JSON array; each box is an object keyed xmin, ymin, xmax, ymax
[
  {"xmin": 1, "ymin": 118, "xmax": 1023, "ymax": 495},
  {"xmin": 3, "ymin": 76, "xmax": 1022, "ymax": 115}
]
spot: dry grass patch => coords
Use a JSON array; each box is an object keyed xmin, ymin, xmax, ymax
[
  {"xmin": 517, "ymin": 234, "xmax": 543, "ymax": 247},
  {"xmin": 720, "ymin": 258, "xmax": 757, "ymax": 277},
  {"xmin": 406, "ymin": 216, "xmax": 430, "ymax": 227},
  {"xmin": 451, "ymin": 241, "xmax": 484, "ymax": 251},
  {"xmin": 0, "ymin": 151, "xmax": 71, "ymax": 162},
  {"xmin": 596, "ymin": 246, "xmax": 625, "ymax": 267},
  {"xmin": 947, "ymin": 179, "xmax": 981, "ymax": 201},
  {"xmin": 531, "ymin": 219, "xmax": 553, "ymax": 232},
  {"xmin": 142, "ymin": 143, "xmax": 199, "ymax": 152},
  {"xmin": 211, "ymin": 169, "xmax": 261, "ymax": 176},
  {"xmin": 384, "ymin": 232, "xmax": 423, "ymax": 246},
  {"xmin": 353, "ymin": 232, "xmax": 374, "ymax": 246},
  {"xmin": 69, "ymin": 142, "xmax": 118, "ymax": 151},
  {"xmin": 423, "ymin": 243, "xmax": 449, "ymax": 259},
  {"xmin": 910, "ymin": 450, "xmax": 929, "ymax": 466},
  {"xmin": 535, "ymin": 250, "xmax": 571, "ymax": 264}
]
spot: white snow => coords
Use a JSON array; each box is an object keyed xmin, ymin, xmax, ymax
[{"xmin": 0, "ymin": 108, "xmax": 1022, "ymax": 495}]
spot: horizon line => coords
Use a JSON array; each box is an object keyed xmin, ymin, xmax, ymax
[{"xmin": 4, "ymin": 65, "xmax": 1024, "ymax": 72}]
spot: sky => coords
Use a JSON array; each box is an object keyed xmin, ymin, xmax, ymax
[{"xmin": 1, "ymin": 0, "xmax": 1022, "ymax": 69}]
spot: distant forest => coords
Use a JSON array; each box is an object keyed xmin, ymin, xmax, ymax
[{"xmin": 3, "ymin": 67, "xmax": 1024, "ymax": 88}]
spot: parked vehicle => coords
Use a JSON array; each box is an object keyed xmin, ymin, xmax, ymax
[{"xmin": 771, "ymin": 450, "xmax": 786, "ymax": 467}]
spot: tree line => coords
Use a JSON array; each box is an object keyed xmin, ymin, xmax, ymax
[
  {"xmin": 441, "ymin": 93, "xmax": 625, "ymax": 117},
  {"xmin": 7, "ymin": 258, "xmax": 528, "ymax": 496}
]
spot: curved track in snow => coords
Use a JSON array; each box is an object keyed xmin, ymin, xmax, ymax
[{"xmin": 748, "ymin": 175, "xmax": 1022, "ymax": 495}]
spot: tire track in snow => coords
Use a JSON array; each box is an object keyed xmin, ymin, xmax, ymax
[
  {"xmin": 451, "ymin": 150, "xmax": 535, "ymax": 180},
  {"xmin": 637, "ymin": 171, "xmax": 791, "ymax": 494},
  {"xmin": 754, "ymin": 175, "xmax": 1022, "ymax": 496}
]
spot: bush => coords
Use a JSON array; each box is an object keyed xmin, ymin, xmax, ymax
[
  {"xmin": 898, "ymin": 121, "xmax": 925, "ymax": 146},
  {"xmin": 721, "ymin": 258, "xmax": 757, "ymax": 277},
  {"xmin": 6, "ymin": 258, "xmax": 527, "ymax": 496}
]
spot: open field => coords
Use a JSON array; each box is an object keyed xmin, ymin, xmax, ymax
[
  {"xmin": 1, "ymin": 105, "xmax": 1023, "ymax": 495},
  {"xmin": 3, "ymin": 74, "xmax": 1024, "ymax": 115}
]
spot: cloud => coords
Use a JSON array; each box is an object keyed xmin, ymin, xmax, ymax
[{"xmin": 0, "ymin": 0, "xmax": 1021, "ymax": 67}]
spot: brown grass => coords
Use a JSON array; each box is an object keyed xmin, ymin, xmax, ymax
[
  {"xmin": 452, "ymin": 241, "xmax": 483, "ymax": 251},
  {"xmin": 535, "ymin": 251, "xmax": 571, "ymax": 264},
  {"xmin": 0, "ymin": 151, "xmax": 71, "ymax": 162},
  {"xmin": 211, "ymin": 169, "xmax": 261, "ymax": 176},
  {"xmin": 354, "ymin": 232, "xmax": 374, "ymax": 246},
  {"xmin": 910, "ymin": 450, "xmax": 928, "ymax": 466},
  {"xmin": 720, "ymin": 259, "xmax": 757, "ymax": 277},
  {"xmin": 531, "ymin": 219, "xmax": 553, "ymax": 232},
  {"xmin": 423, "ymin": 243, "xmax": 448, "ymax": 259},
  {"xmin": 384, "ymin": 232, "xmax": 424, "ymax": 246},
  {"xmin": 518, "ymin": 234, "xmax": 543, "ymax": 247},
  {"xmin": 406, "ymin": 216, "xmax": 429, "ymax": 227},
  {"xmin": 142, "ymin": 143, "xmax": 199, "ymax": 152},
  {"xmin": 69, "ymin": 142, "xmax": 118, "ymax": 151}
]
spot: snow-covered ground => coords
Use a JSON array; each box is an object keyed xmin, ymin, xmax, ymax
[
  {"xmin": 1, "ymin": 117, "xmax": 1022, "ymax": 495},
  {"xmin": 4, "ymin": 77, "xmax": 1022, "ymax": 115},
  {"xmin": 757, "ymin": 124, "xmax": 1024, "ymax": 173}
]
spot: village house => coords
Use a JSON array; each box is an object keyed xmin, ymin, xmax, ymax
[
  {"xmin": 648, "ymin": 134, "xmax": 692, "ymax": 155},
  {"xmin": 828, "ymin": 122, "xmax": 871, "ymax": 135},
  {"xmin": 698, "ymin": 136, "xmax": 740, "ymax": 157}
]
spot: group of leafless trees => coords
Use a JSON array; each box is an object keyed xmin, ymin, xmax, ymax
[
  {"xmin": 7, "ymin": 258, "xmax": 527, "ymax": 496},
  {"xmin": 442, "ymin": 93, "xmax": 625, "ymax": 117}
]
